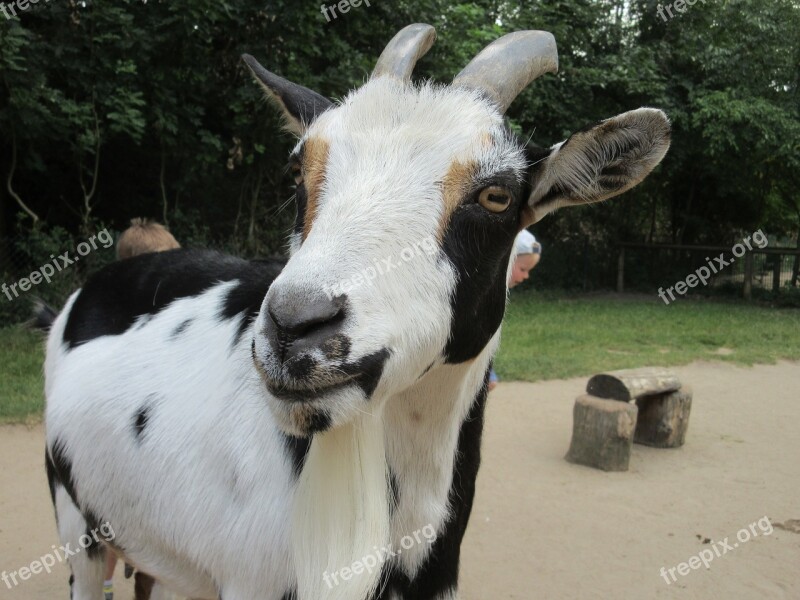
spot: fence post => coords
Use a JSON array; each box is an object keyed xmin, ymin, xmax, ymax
[
  {"xmin": 773, "ymin": 254, "xmax": 782, "ymax": 293},
  {"xmin": 743, "ymin": 253, "xmax": 754, "ymax": 300},
  {"xmin": 617, "ymin": 247, "xmax": 625, "ymax": 293}
]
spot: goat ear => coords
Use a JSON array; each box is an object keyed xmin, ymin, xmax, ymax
[
  {"xmin": 523, "ymin": 108, "xmax": 670, "ymax": 226},
  {"xmin": 242, "ymin": 54, "xmax": 333, "ymax": 136}
]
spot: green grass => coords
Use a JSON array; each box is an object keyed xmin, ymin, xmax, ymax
[
  {"xmin": 0, "ymin": 326, "xmax": 45, "ymax": 424},
  {"xmin": 1, "ymin": 294, "xmax": 799, "ymax": 422},
  {"xmin": 495, "ymin": 292, "xmax": 800, "ymax": 381}
]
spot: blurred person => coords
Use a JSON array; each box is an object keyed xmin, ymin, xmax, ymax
[
  {"xmin": 488, "ymin": 229, "xmax": 542, "ymax": 391},
  {"xmin": 116, "ymin": 218, "xmax": 180, "ymax": 260}
]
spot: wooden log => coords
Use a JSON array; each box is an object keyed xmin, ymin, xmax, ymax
[
  {"xmin": 565, "ymin": 395, "xmax": 638, "ymax": 472},
  {"xmin": 586, "ymin": 367, "xmax": 681, "ymax": 402},
  {"xmin": 634, "ymin": 386, "xmax": 692, "ymax": 448}
]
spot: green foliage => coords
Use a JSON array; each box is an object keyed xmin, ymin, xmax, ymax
[{"xmin": 0, "ymin": 0, "xmax": 797, "ymax": 310}]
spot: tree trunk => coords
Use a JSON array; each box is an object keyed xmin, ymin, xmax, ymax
[
  {"xmin": 6, "ymin": 130, "xmax": 40, "ymax": 226},
  {"xmin": 634, "ymin": 387, "xmax": 693, "ymax": 448},
  {"xmin": 586, "ymin": 368, "xmax": 682, "ymax": 402},
  {"xmin": 566, "ymin": 395, "xmax": 638, "ymax": 472},
  {"xmin": 792, "ymin": 211, "xmax": 799, "ymax": 287}
]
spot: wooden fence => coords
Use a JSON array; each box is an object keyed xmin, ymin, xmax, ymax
[{"xmin": 617, "ymin": 243, "xmax": 800, "ymax": 300}]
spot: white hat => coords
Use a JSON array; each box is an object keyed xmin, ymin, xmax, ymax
[{"xmin": 515, "ymin": 230, "xmax": 541, "ymax": 255}]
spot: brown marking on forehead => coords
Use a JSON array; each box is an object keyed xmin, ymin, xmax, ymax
[
  {"xmin": 438, "ymin": 159, "xmax": 479, "ymax": 239},
  {"xmin": 302, "ymin": 137, "xmax": 330, "ymax": 240}
]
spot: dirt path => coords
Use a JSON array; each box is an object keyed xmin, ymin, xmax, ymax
[{"xmin": 2, "ymin": 361, "xmax": 799, "ymax": 599}]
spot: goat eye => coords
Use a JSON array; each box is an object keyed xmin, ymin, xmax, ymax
[
  {"xmin": 478, "ymin": 186, "xmax": 512, "ymax": 213},
  {"xmin": 291, "ymin": 164, "xmax": 304, "ymax": 186}
]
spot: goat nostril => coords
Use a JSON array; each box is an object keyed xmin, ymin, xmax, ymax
[{"xmin": 267, "ymin": 294, "xmax": 347, "ymax": 342}]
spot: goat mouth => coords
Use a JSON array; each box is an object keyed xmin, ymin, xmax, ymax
[
  {"xmin": 257, "ymin": 347, "xmax": 391, "ymax": 403},
  {"xmin": 265, "ymin": 377, "xmax": 357, "ymax": 402}
]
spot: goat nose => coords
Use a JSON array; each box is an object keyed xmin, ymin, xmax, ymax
[{"xmin": 264, "ymin": 289, "xmax": 347, "ymax": 362}]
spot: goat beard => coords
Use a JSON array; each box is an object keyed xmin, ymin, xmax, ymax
[{"xmin": 291, "ymin": 409, "xmax": 391, "ymax": 600}]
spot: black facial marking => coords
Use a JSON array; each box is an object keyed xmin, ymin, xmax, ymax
[
  {"xmin": 133, "ymin": 405, "xmax": 151, "ymax": 441},
  {"xmin": 285, "ymin": 354, "xmax": 315, "ymax": 380},
  {"xmin": 282, "ymin": 434, "xmax": 311, "ymax": 478},
  {"xmin": 349, "ymin": 348, "xmax": 391, "ymax": 399},
  {"xmin": 442, "ymin": 176, "xmax": 521, "ymax": 363},
  {"xmin": 63, "ymin": 250, "xmax": 285, "ymax": 349},
  {"xmin": 171, "ymin": 318, "xmax": 193, "ymax": 339},
  {"xmin": 266, "ymin": 347, "xmax": 389, "ymax": 403}
]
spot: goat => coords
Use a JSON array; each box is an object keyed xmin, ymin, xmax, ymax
[{"xmin": 43, "ymin": 24, "xmax": 670, "ymax": 600}]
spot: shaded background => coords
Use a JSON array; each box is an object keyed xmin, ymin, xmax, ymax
[{"xmin": 1, "ymin": 0, "xmax": 798, "ymax": 323}]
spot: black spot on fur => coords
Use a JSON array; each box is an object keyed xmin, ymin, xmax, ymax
[
  {"xmin": 82, "ymin": 521, "xmax": 106, "ymax": 561},
  {"xmin": 63, "ymin": 250, "xmax": 285, "ymax": 349},
  {"xmin": 45, "ymin": 446, "xmax": 59, "ymax": 506},
  {"xmin": 282, "ymin": 434, "xmax": 311, "ymax": 478},
  {"xmin": 306, "ymin": 409, "xmax": 332, "ymax": 434},
  {"xmin": 171, "ymin": 318, "xmax": 193, "ymax": 339},
  {"xmin": 49, "ymin": 438, "xmax": 78, "ymax": 506},
  {"xmin": 133, "ymin": 405, "xmax": 151, "ymax": 440},
  {"xmin": 389, "ymin": 469, "xmax": 400, "ymax": 512}
]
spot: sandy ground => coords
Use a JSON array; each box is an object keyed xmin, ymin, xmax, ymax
[{"xmin": 1, "ymin": 360, "xmax": 798, "ymax": 600}]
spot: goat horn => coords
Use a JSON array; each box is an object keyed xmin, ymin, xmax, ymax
[
  {"xmin": 453, "ymin": 31, "xmax": 558, "ymax": 113},
  {"xmin": 372, "ymin": 23, "xmax": 437, "ymax": 81}
]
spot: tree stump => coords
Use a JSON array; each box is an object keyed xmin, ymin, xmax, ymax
[
  {"xmin": 565, "ymin": 395, "xmax": 638, "ymax": 472},
  {"xmin": 586, "ymin": 367, "xmax": 681, "ymax": 402},
  {"xmin": 634, "ymin": 386, "xmax": 693, "ymax": 448}
]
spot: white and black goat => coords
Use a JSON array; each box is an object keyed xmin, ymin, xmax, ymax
[{"xmin": 43, "ymin": 24, "xmax": 670, "ymax": 600}]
